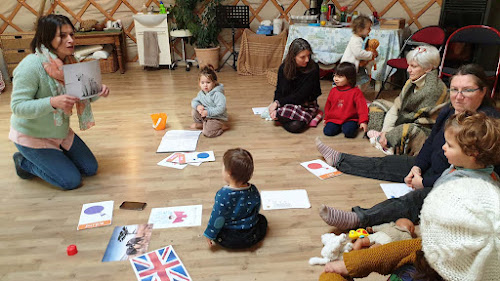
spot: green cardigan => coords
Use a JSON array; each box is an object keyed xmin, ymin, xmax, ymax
[{"xmin": 10, "ymin": 54, "xmax": 98, "ymax": 139}]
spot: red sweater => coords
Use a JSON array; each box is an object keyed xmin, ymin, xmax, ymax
[{"xmin": 324, "ymin": 85, "xmax": 369, "ymax": 125}]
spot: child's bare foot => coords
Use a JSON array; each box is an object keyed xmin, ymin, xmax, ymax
[
  {"xmin": 190, "ymin": 123, "xmax": 203, "ymax": 129},
  {"xmin": 222, "ymin": 124, "xmax": 230, "ymax": 131}
]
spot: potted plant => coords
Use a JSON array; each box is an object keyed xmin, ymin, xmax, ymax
[{"xmin": 173, "ymin": 0, "xmax": 222, "ymax": 69}]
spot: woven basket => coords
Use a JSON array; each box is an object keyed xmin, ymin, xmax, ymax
[
  {"xmin": 267, "ymin": 68, "xmax": 279, "ymax": 86},
  {"xmin": 82, "ymin": 52, "xmax": 118, "ymax": 73}
]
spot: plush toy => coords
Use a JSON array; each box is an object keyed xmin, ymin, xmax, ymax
[
  {"xmin": 359, "ymin": 39, "xmax": 379, "ymax": 69},
  {"xmin": 309, "ymin": 233, "xmax": 353, "ymax": 265}
]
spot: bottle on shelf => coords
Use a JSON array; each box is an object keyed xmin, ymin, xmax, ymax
[
  {"xmin": 320, "ymin": 1, "xmax": 328, "ymax": 26},
  {"xmin": 340, "ymin": 6, "xmax": 347, "ymax": 23},
  {"xmin": 159, "ymin": 1, "xmax": 167, "ymax": 14}
]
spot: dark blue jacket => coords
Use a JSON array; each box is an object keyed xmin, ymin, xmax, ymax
[{"xmin": 414, "ymin": 103, "xmax": 500, "ymax": 187}]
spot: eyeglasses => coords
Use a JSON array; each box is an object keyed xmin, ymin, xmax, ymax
[{"xmin": 449, "ymin": 88, "xmax": 480, "ymax": 97}]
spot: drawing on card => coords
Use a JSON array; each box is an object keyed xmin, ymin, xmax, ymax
[{"xmin": 63, "ymin": 60, "xmax": 102, "ymax": 100}]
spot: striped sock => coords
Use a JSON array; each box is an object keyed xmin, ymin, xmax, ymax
[
  {"xmin": 319, "ymin": 204, "xmax": 360, "ymax": 230},
  {"xmin": 315, "ymin": 137, "xmax": 342, "ymax": 167}
]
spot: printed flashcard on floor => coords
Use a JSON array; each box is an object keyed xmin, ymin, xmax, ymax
[
  {"xmin": 77, "ymin": 200, "xmax": 114, "ymax": 230},
  {"xmin": 157, "ymin": 158, "xmax": 188, "ymax": 169},
  {"xmin": 300, "ymin": 159, "xmax": 342, "ymax": 180},
  {"xmin": 102, "ymin": 224, "xmax": 153, "ymax": 262},
  {"xmin": 182, "ymin": 151, "xmax": 215, "ymax": 163},
  {"xmin": 156, "ymin": 130, "xmax": 202, "ymax": 153},
  {"xmin": 261, "ymin": 189, "xmax": 311, "ymax": 210},
  {"xmin": 380, "ymin": 183, "xmax": 413, "ymax": 199},
  {"xmin": 252, "ymin": 107, "xmax": 268, "ymax": 115},
  {"xmin": 130, "ymin": 245, "xmax": 192, "ymax": 281},
  {"xmin": 148, "ymin": 205, "xmax": 202, "ymax": 229}
]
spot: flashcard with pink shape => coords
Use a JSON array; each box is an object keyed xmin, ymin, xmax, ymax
[
  {"xmin": 300, "ymin": 159, "xmax": 342, "ymax": 180},
  {"xmin": 147, "ymin": 205, "xmax": 202, "ymax": 229}
]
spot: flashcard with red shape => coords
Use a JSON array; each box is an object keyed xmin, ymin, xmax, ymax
[
  {"xmin": 147, "ymin": 205, "xmax": 202, "ymax": 229},
  {"xmin": 300, "ymin": 159, "xmax": 342, "ymax": 180}
]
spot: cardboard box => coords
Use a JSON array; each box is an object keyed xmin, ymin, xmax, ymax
[{"xmin": 380, "ymin": 18, "xmax": 405, "ymax": 30}]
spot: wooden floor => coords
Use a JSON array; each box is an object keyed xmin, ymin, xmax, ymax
[{"xmin": 0, "ymin": 64, "xmax": 397, "ymax": 281}]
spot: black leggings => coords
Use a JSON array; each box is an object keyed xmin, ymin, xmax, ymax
[{"xmin": 276, "ymin": 115, "xmax": 308, "ymax": 134}]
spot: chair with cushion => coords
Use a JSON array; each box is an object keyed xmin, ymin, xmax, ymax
[{"xmin": 375, "ymin": 26, "xmax": 446, "ymax": 99}]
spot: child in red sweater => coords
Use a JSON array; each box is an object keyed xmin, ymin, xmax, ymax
[{"xmin": 323, "ymin": 62, "xmax": 369, "ymax": 138}]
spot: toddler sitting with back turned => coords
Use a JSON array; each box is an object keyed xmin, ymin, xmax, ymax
[{"xmin": 204, "ymin": 148, "xmax": 267, "ymax": 249}]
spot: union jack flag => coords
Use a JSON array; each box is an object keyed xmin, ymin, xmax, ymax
[{"xmin": 130, "ymin": 246, "xmax": 192, "ymax": 281}]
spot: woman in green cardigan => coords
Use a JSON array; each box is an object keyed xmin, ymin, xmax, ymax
[{"xmin": 9, "ymin": 14, "xmax": 109, "ymax": 190}]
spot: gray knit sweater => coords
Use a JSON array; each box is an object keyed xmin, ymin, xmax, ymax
[{"xmin": 191, "ymin": 84, "xmax": 228, "ymax": 121}]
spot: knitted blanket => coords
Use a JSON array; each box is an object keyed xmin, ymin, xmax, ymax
[{"xmin": 237, "ymin": 29, "xmax": 287, "ymax": 76}]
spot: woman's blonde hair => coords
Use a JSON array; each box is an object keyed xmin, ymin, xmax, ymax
[
  {"xmin": 445, "ymin": 111, "xmax": 500, "ymax": 166},
  {"xmin": 406, "ymin": 45, "xmax": 440, "ymax": 70}
]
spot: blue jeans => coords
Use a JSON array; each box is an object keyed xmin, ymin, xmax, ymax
[
  {"xmin": 323, "ymin": 121, "xmax": 358, "ymax": 138},
  {"xmin": 15, "ymin": 134, "xmax": 98, "ymax": 190}
]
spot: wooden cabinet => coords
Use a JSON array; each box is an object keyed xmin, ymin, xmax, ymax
[{"xmin": 0, "ymin": 32, "xmax": 35, "ymax": 78}]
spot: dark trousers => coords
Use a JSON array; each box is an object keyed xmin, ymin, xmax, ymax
[
  {"xmin": 337, "ymin": 153, "xmax": 434, "ymax": 226},
  {"xmin": 323, "ymin": 121, "xmax": 358, "ymax": 138},
  {"xmin": 215, "ymin": 214, "xmax": 268, "ymax": 249},
  {"xmin": 276, "ymin": 115, "xmax": 307, "ymax": 134}
]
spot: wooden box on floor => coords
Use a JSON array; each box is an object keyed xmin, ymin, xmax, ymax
[{"xmin": 0, "ymin": 32, "xmax": 35, "ymax": 78}]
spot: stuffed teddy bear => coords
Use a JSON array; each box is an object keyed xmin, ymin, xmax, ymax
[{"xmin": 309, "ymin": 233, "xmax": 353, "ymax": 265}]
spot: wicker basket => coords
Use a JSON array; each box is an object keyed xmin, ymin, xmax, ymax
[
  {"xmin": 267, "ymin": 68, "xmax": 279, "ymax": 86},
  {"xmin": 83, "ymin": 52, "xmax": 118, "ymax": 73}
]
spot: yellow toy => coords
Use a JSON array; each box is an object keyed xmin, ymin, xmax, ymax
[{"xmin": 349, "ymin": 228, "xmax": 370, "ymax": 240}]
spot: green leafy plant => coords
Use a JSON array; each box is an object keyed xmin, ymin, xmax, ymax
[{"xmin": 172, "ymin": 0, "xmax": 222, "ymax": 48}]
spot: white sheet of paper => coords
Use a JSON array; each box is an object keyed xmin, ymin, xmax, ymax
[
  {"xmin": 261, "ymin": 189, "xmax": 311, "ymax": 210},
  {"xmin": 156, "ymin": 130, "xmax": 202, "ymax": 153},
  {"xmin": 63, "ymin": 60, "xmax": 102, "ymax": 100},
  {"xmin": 157, "ymin": 158, "xmax": 188, "ymax": 169},
  {"xmin": 188, "ymin": 162, "xmax": 202, "ymax": 166},
  {"xmin": 176, "ymin": 151, "xmax": 215, "ymax": 163},
  {"xmin": 252, "ymin": 107, "xmax": 268, "ymax": 115},
  {"xmin": 300, "ymin": 159, "xmax": 342, "ymax": 180},
  {"xmin": 380, "ymin": 183, "xmax": 413, "ymax": 199},
  {"xmin": 77, "ymin": 200, "xmax": 113, "ymax": 230},
  {"xmin": 148, "ymin": 205, "xmax": 202, "ymax": 229}
]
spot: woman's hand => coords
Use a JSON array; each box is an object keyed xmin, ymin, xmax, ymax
[
  {"xmin": 411, "ymin": 173, "xmax": 424, "ymax": 190},
  {"xmin": 268, "ymin": 101, "xmax": 279, "ymax": 120},
  {"xmin": 50, "ymin": 95, "xmax": 80, "ymax": 114},
  {"xmin": 268, "ymin": 101, "xmax": 278, "ymax": 112},
  {"xmin": 324, "ymin": 260, "xmax": 348, "ymax": 275},
  {"xmin": 359, "ymin": 122, "xmax": 368, "ymax": 132},
  {"xmin": 99, "ymin": 84, "xmax": 110, "ymax": 97},
  {"xmin": 404, "ymin": 166, "xmax": 422, "ymax": 188},
  {"xmin": 378, "ymin": 132, "xmax": 388, "ymax": 149}
]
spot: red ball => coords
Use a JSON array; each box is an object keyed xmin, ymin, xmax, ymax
[{"xmin": 67, "ymin": 244, "xmax": 78, "ymax": 256}]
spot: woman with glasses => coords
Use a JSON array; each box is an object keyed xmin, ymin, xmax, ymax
[
  {"xmin": 366, "ymin": 45, "xmax": 449, "ymax": 156},
  {"xmin": 9, "ymin": 15, "xmax": 110, "ymax": 190},
  {"xmin": 315, "ymin": 64, "xmax": 499, "ymax": 230}
]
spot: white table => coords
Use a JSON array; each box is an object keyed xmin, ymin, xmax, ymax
[{"xmin": 284, "ymin": 25, "xmax": 405, "ymax": 83}]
